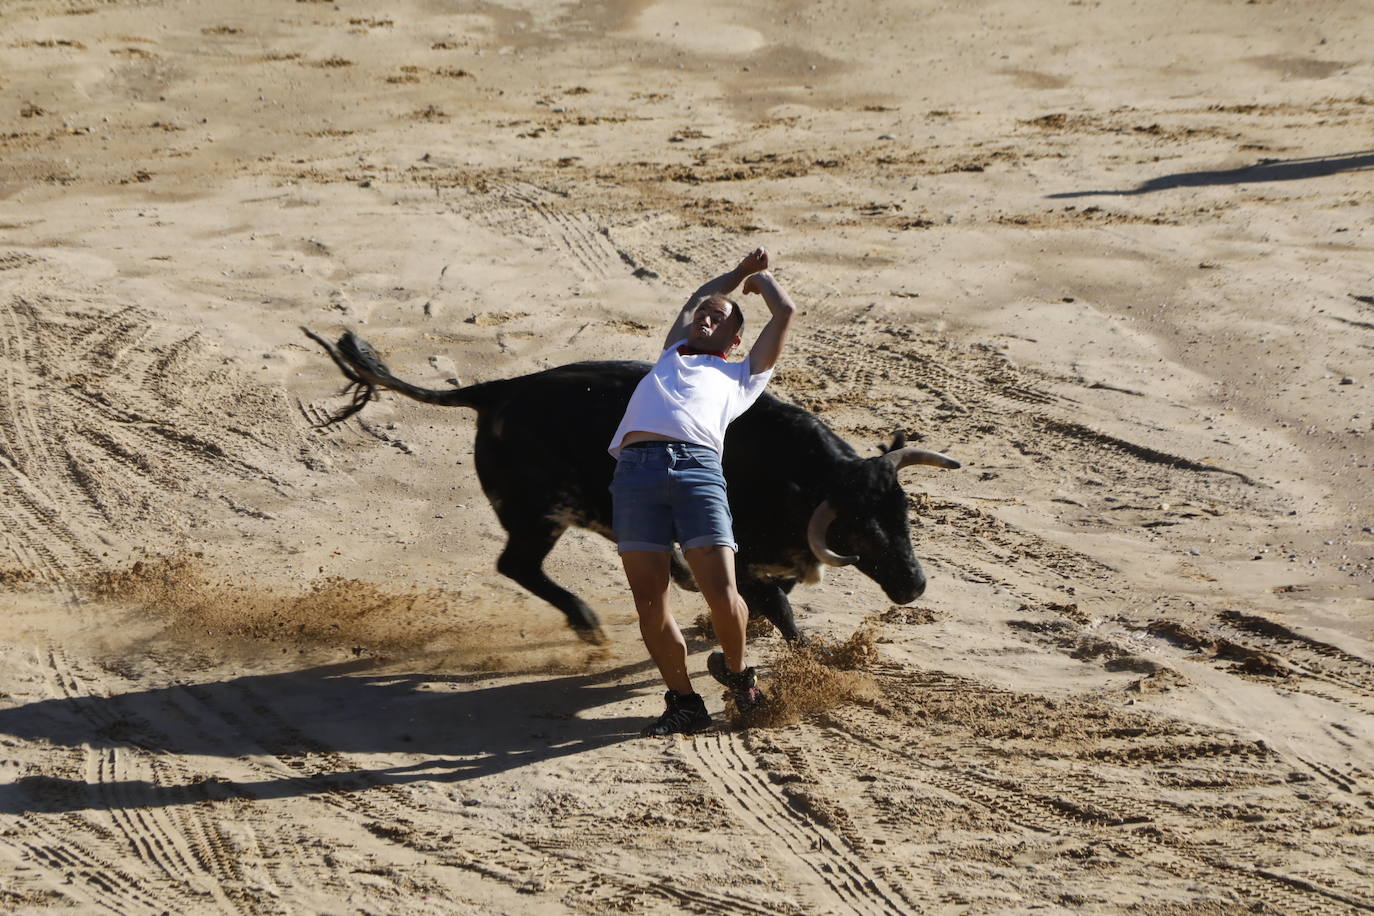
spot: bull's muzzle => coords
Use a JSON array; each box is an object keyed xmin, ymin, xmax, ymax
[{"xmin": 890, "ymin": 569, "xmax": 927, "ymax": 604}]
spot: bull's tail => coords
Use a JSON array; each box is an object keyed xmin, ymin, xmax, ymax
[{"xmin": 302, "ymin": 328, "xmax": 484, "ymax": 426}]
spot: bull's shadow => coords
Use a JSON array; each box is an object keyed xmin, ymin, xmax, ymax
[
  {"xmin": 0, "ymin": 657, "xmax": 658, "ymax": 816},
  {"xmin": 1047, "ymin": 149, "xmax": 1374, "ymax": 198}
]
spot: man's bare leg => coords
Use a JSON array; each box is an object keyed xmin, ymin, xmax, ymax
[
  {"xmin": 620, "ymin": 550, "xmax": 693, "ymax": 695},
  {"xmin": 683, "ymin": 545, "xmax": 749, "ymax": 674}
]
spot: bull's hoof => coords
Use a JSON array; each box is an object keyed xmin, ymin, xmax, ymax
[{"xmin": 575, "ymin": 626, "xmax": 609, "ymax": 646}]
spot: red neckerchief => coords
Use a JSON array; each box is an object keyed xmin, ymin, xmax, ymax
[{"xmin": 677, "ymin": 344, "xmax": 729, "ymax": 359}]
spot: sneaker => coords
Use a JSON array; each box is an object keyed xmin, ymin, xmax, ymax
[
  {"xmin": 707, "ymin": 651, "xmax": 767, "ymax": 712},
  {"xmin": 640, "ymin": 690, "xmax": 712, "ymax": 737}
]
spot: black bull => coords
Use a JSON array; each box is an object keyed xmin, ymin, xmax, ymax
[{"xmin": 305, "ymin": 330, "xmax": 959, "ymax": 643}]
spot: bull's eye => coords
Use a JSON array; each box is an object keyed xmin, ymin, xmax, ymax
[
  {"xmin": 833, "ymin": 518, "xmax": 877, "ymax": 558},
  {"xmin": 858, "ymin": 519, "xmax": 896, "ymax": 557}
]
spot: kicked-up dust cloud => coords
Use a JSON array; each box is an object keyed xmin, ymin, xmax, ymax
[{"xmin": 84, "ymin": 555, "xmax": 605, "ymax": 672}]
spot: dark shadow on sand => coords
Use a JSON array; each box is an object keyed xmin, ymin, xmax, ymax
[
  {"xmin": 1048, "ymin": 150, "xmax": 1374, "ymax": 198},
  {"xmin": 0, "ymin": 657, "xmax": 663, "ymax": 815}
]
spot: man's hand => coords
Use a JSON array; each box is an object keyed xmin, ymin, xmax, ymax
[
  {"xmin": 741, "ymin": 269, "xmax": 772, "ymax": 297},
  {"xmin": 736, "ymin": 247, "xmax": 768, "ymax": 278}
]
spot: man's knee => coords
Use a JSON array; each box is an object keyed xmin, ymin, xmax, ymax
[
  {"xmin": 630, "ymin": 589, "xmax": 669, "ymax": 617},
  {"xmin": 701, "ymin": 582, "xmax": 744, "ymax": 613}
]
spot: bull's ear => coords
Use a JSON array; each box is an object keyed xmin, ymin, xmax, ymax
[{"xmin": 884, "ymin": 430, "xmax": 907, "ymax": 453}]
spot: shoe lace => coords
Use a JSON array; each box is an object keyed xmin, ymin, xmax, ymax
[
  {"xmin": 711, "ymin": 654, "xmax": 758, "ymax": 691},
  {"xmin": 649, "ymin": 699, "xmax": 705, "ymax": 733},
  {"xmin": 727, "ymin": 669, "xmax": 758, "ymax": 692},
  {"xmin": 658, "ymin": 706, "xmax": 697, "ymax": 729}
]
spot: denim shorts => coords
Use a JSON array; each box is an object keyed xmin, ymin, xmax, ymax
[{"xmin": 610, "ymin": 442, "xmax": 737, "ymax": 553}]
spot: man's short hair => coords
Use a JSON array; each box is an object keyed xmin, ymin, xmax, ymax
[{"xmin": 701, "ymin": 294, "xmax": 744, "ymax": 334}]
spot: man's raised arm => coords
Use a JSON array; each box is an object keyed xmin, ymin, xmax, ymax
[
  {"xmin": 663, "ymin": 247, "xmax": 769, "ymax": 350},
  {"xmin": 743, "ymin": 271, "xmax": 795, "ymax": 374}
]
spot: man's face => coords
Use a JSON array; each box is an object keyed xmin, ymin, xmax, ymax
[{"xmin": 688, "ymin": 299, "xmax": 741, "ymax": 353}]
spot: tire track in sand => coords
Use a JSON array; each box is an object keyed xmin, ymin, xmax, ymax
[
  {"xmin": 0, "ymin": 290, "xmax": 323, "ymax": 580},
  {"xmin": 832, "ymin": 699, "xmax": 1374, "ymax": 915},
  {"xmin": 87, "ymin": 744, "xmax": 250, "ymax": 914},
  {"xmin": 16, "ymin": 819, "xmax": 176, "ymax": 915},
  {"xmin": 141, "ymin": 662, "xmax": 712, "ymax": 910},
  {"xmin": 0, "ymin": 295, "xmax": 98, "ymax": 583},
  {"xmin": 0, "ymin": 655, "xmax": 187, "ymax": 912},
  {"xmin": 207, "ymin": 673, "xmax": 782, "ymax": 913},
  {"xmin": 1218, "ymin": 610, "xmax": 1374, "ymax": 707},
  {"xmin": 474, "ymin": 180, "xmax": 626, "ymax": 280},
  {"xmin": 27, "ymin": 648, "xmax": 256, "ymax": 913},
  {"xmin": 685, "ymin": 731, "xmax": 911, "ymax": 916},
  {"xmin": 1137, "ymin": 614, "xmax": 1374, "ymax": 719}
]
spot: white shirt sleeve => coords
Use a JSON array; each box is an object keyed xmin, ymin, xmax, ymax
[{"xmin": 731, "ymin": 357, "xmax": 774, "ymax": 418}]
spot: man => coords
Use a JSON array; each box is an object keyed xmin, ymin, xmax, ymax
[{"xmin": 607, "ymin": 247, "xmax": 796, "ymax": 736}]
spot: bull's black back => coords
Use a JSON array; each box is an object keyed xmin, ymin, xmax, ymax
[
  {"xmin": 470, "ymin": 359, "xmax": 648, "ymax": 458},
  {"xmin": 468, "ymin": 361, "xmax": 646, "ymax": 530}
]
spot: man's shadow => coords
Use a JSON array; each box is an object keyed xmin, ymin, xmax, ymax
[
  {"xmin": 1047, "ymin": 150, "xmax": 1374, "ymax": 198},
  {"xmin": 0, "ymin": 656, "xmax": 661, "ymax": 815}
]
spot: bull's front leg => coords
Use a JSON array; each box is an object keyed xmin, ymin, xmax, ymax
[{"xmin": 737, "ymin": 577, "xmax": 802, "ymax": 642}]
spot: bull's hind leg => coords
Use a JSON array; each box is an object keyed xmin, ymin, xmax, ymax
[
  {"xmin": 495, "ymin": 523, "xmax": 606, "ymax": 644},
  {"xmin": 737, "ymin": 577, "xmax": 802, "ymax": 642},
  {"xmin": 669, "ymin": 547, "xmax": 699, "ymax": 593}
]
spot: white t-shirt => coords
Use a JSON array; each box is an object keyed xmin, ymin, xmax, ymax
[{"xmin": 608, "ymin": 346, "xmax": 775, "ymax": 458}]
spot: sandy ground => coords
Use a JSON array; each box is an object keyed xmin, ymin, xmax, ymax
[{"xmin": 2, "ymin": 0, "xmax": 1373, "ymax": 912}]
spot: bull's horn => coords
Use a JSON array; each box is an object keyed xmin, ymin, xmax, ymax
[
  {"xmin": 807, "ymin": 501, "xmax": 859, "ymax": 567},
  {"xmin": 884, "ymin": 447, "xmax": 961, "ymax": 471}
]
